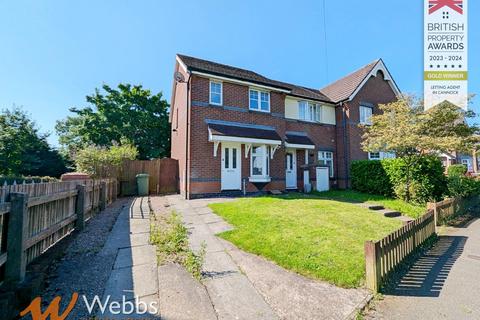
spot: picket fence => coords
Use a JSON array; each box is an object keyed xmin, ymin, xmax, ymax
[{"xmin": 0, "ymin": 179, "xmax": 117, "ymax": 286}]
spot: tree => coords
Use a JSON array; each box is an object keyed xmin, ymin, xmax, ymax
[
  {"xmin": 74, "ymin": 143, "xmax": 138, "ymax": 178},
  {"xmin": 56, "ymin": 83, "xmax": 170, "ymax": 160},
  {"xmin": 0, "ymin": 108, "xmax": 68, "ymax": 177},
  {"xmin": 361, "ymin": 96, "xmax": 480, "ymax": 201}
]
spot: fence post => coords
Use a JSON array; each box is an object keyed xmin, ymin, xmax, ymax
[
  {"xmin": 365, "ymin": 240, "xmax": 381, "ymax": 292},
  {"xmin": 113, "ymin": 179, "xmax": 118, "ymax": 201},
  {"xmin": 5, "ymin": 192, "xmax": 29, "ymax": 284},
  {"xmin": 76, "ymin": 184, "xmax": 86, "ymax": 230},
  {"xmin": 99, "ymin": 181, "xmax": 107, "ymax": 211}
]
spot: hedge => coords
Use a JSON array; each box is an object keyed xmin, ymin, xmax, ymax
[
  {"xmin": 447, "ymin": 164, "xmax": 467, "ymax": 177},
  {"xmin": 351, "ymin": 155, "xmax": 447, "ymax": 204}
]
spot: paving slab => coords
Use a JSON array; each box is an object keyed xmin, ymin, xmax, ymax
[
  {"xmin": 114, "ymin": 245, "xmax": 157, "ymax": 269},
  {"xmin": 157, "ymin": 263, "xmax": 217, "ymax": 320},
  {"xmin": 221, "ymin": 239, "xmax": 371, "ymax": 320}
]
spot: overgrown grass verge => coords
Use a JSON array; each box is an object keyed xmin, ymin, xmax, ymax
[
  {"xmin": 150, "ymin": 211, "xmax": 206, "ymax": 280},
  {"xmin": 315, "ymin": 190, "xmax": 425, "ymax": 219}
]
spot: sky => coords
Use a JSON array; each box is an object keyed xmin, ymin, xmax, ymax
[{"xmin": 0, "ymin": 0, "xmax": 478, "ymax": 146}]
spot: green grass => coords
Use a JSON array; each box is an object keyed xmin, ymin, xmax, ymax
[
  {"xmin": 315, "ymin": 190, "xmax": 426, "ymax": 219},
  {"xmin": 209, "ymin": 194, "xmax": 402, "ymax": 288}
]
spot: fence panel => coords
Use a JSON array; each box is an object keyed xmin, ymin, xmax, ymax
[
  {"xmin": 0, "ymin": 178, "xmax": 117, "ymax": 285},
  {"xmin": 365, "ymin": 209, "xmax": 436, "ymax": 292}
]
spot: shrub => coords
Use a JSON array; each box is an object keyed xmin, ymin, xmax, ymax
[
  {"xmin": 0, "ymin": 175, "xmax": 58, "ymax": 185},
  {"xmin": 350, "ymin": 160, "xmax": 393, "ymax": 196},
  {"xmin": 447, "ymin": 175, "xmax": 480, "ymax": 198},
  {"xmin": 447, "ymin": 164, "xmax": 467, "ymax": 177},
  {"xmin": 351, "ymin": 155, "xmax": 447, "ymax": 204}
]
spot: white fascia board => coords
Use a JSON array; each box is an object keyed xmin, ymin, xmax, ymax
[
  {"xmin": 347, "ymin": 60, "xmax": 401, "ymax": 101},
  {"xmin": 285, "ymin": 143, "xmax": 315, "ymax": 150},
  {"xmin": 209, "ymin": 134, "xmax": 281, "ymax": 145},
  {"xmin": 176, "ymin": 55, "xmax": 188, "ymax": 73},
  {"xmin": 191, "ymin": 71, "xmax": 291, "ymax": 93}
]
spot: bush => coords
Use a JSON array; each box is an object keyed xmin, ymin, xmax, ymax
[
  {"xmin": 447, "ymin": 164, "xmax": 467, "ymax": 177},
  {"xmin": 350, "ymin": 160, "xmax": 393, "ymax": 196},
  {"xmin": 447, "ymin": 175, "xmax": 480, "ymax": 198},
  {"xmin": 351, "ymin": 155, "xmax": 447, "ymax": 204},
  {"xmin": 0, "ymin": 175, "xmax": 58, "ymax": 185}
]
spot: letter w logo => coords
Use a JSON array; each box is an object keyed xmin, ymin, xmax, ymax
[
  {"xmin": 20, "ymin": 293, "xmax": 78, "ymax": 320},
  {"xmin": 429, "ymin": 0, "xmax": 463, "ymax": 14}
]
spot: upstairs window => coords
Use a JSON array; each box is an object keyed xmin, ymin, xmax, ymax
[
  {"xmin": 318, "ymin": 151, "xmax": 334, "ymax": 177},
  {"xmin": 299, "ymin": 101, "xmax": 322, "ymax": 122},
  {"xmin": 249, "ymin": 89, "xmax": 270, "ymax": 112},
  {"xmin": 209, "ymin": 80, "xmax": 222, "ymax": 105},
  {"xmin": 359, "ymin": 105, "xmax": 373, "ymax": 125}
]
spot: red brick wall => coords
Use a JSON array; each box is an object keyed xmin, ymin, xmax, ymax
[
  {"xmin": 188, "ymin": 75, "xmax": 336, "ymax": 197},
  {"xmin": 337, "ymin": 71, "xmax": 398, "ymax": 188}
]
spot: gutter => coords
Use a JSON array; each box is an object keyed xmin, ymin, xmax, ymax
[
  {"xmin": 342, "ymin": 102, "xmax": 349, "ymax": 188},
  {"xmin": 184, "ymin": 71, "xmax": 192, "ymax": 199}
]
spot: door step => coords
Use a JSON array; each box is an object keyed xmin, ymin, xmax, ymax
[{"xmin": 270, "ymin": 190, "xmax": 283, "ymax": 195}]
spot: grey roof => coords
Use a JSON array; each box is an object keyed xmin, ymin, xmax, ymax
[
  {"xmin": 208, "ymin": 123, "xmax": 282, "ymax": 141},
  {"xmin": 285, "ymin": 133, "xmax": 315, "ymax": 146},
  {"xmin": 177, "ymin": 54, "xmax": 332, "ymax": 103},
  {"xmin": 320, "ymin": 60, "xmax": 380, "ymax": 103}
]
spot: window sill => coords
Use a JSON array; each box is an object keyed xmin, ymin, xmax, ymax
[
  {"xmin": 248, "ymin": 109, "xmax": 271, "ymax": 114},
  {"xmin": 249, "ymin": 176, "xmax": 271, "ymax": 183}
]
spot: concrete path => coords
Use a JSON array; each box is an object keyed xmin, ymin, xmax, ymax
[
  {"xmin": 367, "ymin": 218, "xmax": 480, "ymax": 320},
  {"xmin": 99, "ymin": 197, "xmax": 160, "ymax": 318},
  {"xmin": 152, "ymin": 195, "xmax": 371, "ymax": 320}
]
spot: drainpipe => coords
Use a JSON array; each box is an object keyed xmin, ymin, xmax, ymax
[
  {"xmin": 341, "ymin": 102, "xmax": 349, "ymax": 188},
  {"xmin": 184, "ymin": 72, "xmax": 192, "ymax": 200}
]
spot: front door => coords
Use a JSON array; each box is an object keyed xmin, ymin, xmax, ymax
[
  {"xmin": 285, "ymin": 149, "xmax": 297, "ymax": 189},
  {"xmin": 221, "ymin": 143, "xmax": 241, "ymax": 190}
]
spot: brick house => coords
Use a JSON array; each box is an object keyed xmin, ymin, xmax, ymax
[{"xmin": 170, "ymin": 54, "xmax": 400, "ymax": 199}]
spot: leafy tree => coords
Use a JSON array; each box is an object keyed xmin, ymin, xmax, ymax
[
  {"xmin": 362, "ymin": 96, "xmax": 480, "ymax": 201},
  {"xmin": 0, "ymin": 108, "xmax": 68, "ymax": 177},
  {"xmin": 56, "ymin": 83, "xmax": 170, "ymax": 160},
  {"xmin": 75, "ymin": 143, "xmax": 138, "ymax": 178}
]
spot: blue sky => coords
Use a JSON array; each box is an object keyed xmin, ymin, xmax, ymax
[{"xmin": 1, "ymin": 0, "xmax": 478, "ymax": 146}]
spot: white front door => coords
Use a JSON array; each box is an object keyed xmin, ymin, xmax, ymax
[
  {"xmin": 221, "ymin": 143, "xmax": 241, "ymax": 190},
  {"xmin": 316, "ymin": 167, "xmax": 330, "ymax": 192},
  {"xmin": 285, "ymin": 149, "xmax": 297, "ymax": 189}
]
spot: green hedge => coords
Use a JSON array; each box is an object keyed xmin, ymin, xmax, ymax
[
  {"xmin": 351, "ymin": 155, "xmax": 447, "ymax": 204},
  {"xmin": 447, "ymin": 164, "xmax": 467, "ymax": 177},
  {"xmin": 351, "ymin": 161, "xmax": 393, "ymax": 196}
]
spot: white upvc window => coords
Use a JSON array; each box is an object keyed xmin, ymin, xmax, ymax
[
  {"xmin": 250, "ymin": 145, "xmax": 271, "ymax": 181},
  {"xmin": 249, "ymin": 89, "xmax": 270, "ymax": 112},
  {"xmin": 359, "ymin": 105, "xmax": 373, "ymax": 125},
  {"xmin": 318, "ymin": 151, "xmax": 334, "ymax": 177},
  {"xmin": 209, "ymin": 80, "xmax": 222, "ymax": 105},
  {"xmin": 299, "ymin": 101, "xmax": 322, "ymax": 122},
  {"xmin": 368, "ymin": 152, "xmax": 396, "ymax": 160},
  {"xmin": 368, "ymin": 152, "xmax": 381, "ymax": 160}
]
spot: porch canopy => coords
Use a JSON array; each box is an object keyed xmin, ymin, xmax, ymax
[
  {"xmin": 285, "ymin": 133, "xmax": 315, "ymax": 149},
  {"xmin": 207, "ymin": 122, "xmax": 282, "ymax": 158}
]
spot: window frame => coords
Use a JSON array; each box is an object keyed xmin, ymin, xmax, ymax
[
  {"xmin": 250, "ymin": 145, "xmax": 271, "ymax": 180},
  {"xmin": 209, "ymin": 80, "xmax": 223, "ymax": 106},
  {"xmin": 359, "ymin": 105, "xmax": 373, "ymax": 125},
  {"xmin": 318, "ymin": 151, "xmax": 334, "ymax": 178},
  {"xmin": 249, "ymin": 88, "xmax": 270, "ymax": 112},
  {"xmin": 298, "ymin": 100, "xmax": 322, "ymax": 123},
  {"xmin": 368, "ymin": 152, "xmax": 381, "ymax": 160}
]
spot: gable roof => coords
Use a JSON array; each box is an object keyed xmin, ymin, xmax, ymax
[
  {"xmin": 320, "ymin": 59, "xmax": 401, "ymax": 103},
  {"xmin": 177, "ymin": 54, "xmax": 332, "ymax": 103}
]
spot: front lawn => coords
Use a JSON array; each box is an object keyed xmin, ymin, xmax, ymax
[
  {"xmin": 315, "ymin": 190, "xmax": 426, "ymax": 219},
  {"xmin": 209, "ymin": 194, "xmax": 402, "ymax": 288}
]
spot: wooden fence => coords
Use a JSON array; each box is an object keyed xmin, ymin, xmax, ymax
[
  {"xmin": 118, "ymin": 158, "xmax": 178, "ymax": 196},
  {"xmin": 0, "ymin": 179, "xmax": 117, "ymax": 286},
  {"xmin": 428, "ymin": 195, "xmax": 480, "ymax": 226},
  {"xmin": 365, "ymin": 209, "xmax": 436, "ymax": 292}
]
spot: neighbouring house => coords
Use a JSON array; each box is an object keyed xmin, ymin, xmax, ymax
[
  {"xmin": 170, "ymin": 54, "xmax": 400, "ymax": 199},
  {"xmin": 440, "ymin": 151, "xmax": 480, "ymax": 173}
]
